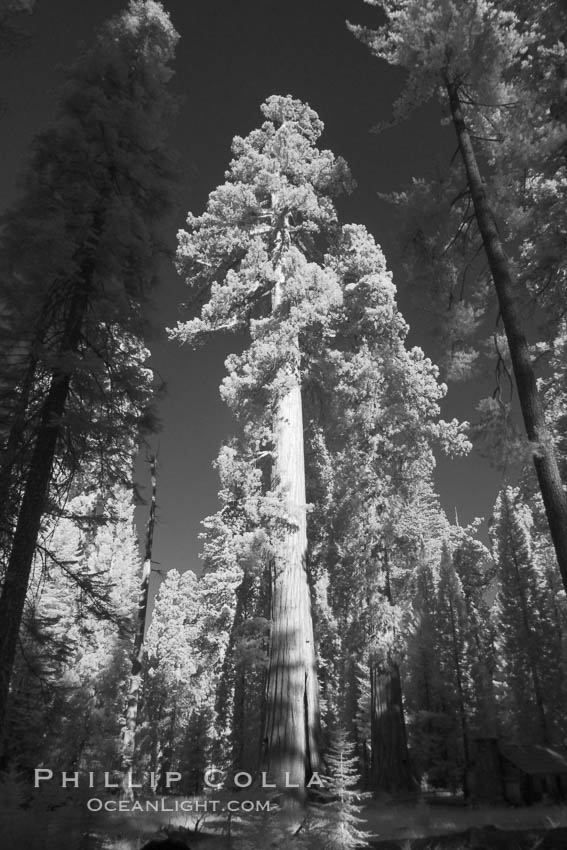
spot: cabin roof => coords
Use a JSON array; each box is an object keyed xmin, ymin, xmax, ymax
[{"xmin": 500, "ymin": 744, "xmax": 567, "ymax": 776}]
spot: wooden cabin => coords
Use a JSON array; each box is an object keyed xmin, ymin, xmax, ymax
[{"xmin": 470, "ymin": 737, "xmax": 567, "ymax": 805}]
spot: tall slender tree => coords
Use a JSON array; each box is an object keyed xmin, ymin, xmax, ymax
[
  {"xmin": 120, "ymin": 454, "xmax": 157, "ymax": 800},
  {"xmin": 0, "ymin": 0, "xmax": 178, "ymax": 752},
  {"xmin": 142, "ymin": 569, "xmax": 200, "ymax": 791},
  {"xmin": 349, "ymin": 0, "xmax": 567, "ymax": 591},
  {"xmin": 435, "ymin": 544, "xmax": 473, "ymax": 795}
]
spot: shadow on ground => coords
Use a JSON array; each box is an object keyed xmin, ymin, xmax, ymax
[{"xmin": 369, "ymin": 825, "xmax": 567, "ymax": 849}]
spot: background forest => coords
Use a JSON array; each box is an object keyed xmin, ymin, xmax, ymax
[{"xmin": 1, "ymin": 1, "xmax": 567, "ymax": 849}]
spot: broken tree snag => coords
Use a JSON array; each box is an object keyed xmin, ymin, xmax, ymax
[{"xmin": 120, "ymin": 454, "xmax": 157, "ymax": 801}]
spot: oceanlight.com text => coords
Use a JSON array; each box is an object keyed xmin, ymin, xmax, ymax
[{"xmin": 86, "ymin": 798, "xmax": 272, "ymax": 813}]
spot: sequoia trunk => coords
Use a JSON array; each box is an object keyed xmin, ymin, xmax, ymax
[
  {"xmin": 370, "ymin": 659, "xmax": 415, "ymax": 793},
  {"xmin": 263, "ymin": 263, "xmax": 320, "ymax": 803}
]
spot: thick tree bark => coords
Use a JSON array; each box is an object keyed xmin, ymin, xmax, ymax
[
  {"xmin": 263, "ymin": 256, "xmax": 321, "ymax": 804},
  {"xmin": 370, "ymin": 659, "xmax": 414, "ymax": 794},
  {"xmin": 446, "ymin": 79, "xmax": 567, "ymax": 593},
  {"xmin": 0, "ymin": 285, "xmax": 87, "ymax": 756},
  {"xmin": 120, "ymin": 455, "xmax": 157, "ymax": 800}
]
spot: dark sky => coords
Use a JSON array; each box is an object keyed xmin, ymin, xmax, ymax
[{"xmin": 2, "ymin": 0, "xmax": 503, "ymax": 586}]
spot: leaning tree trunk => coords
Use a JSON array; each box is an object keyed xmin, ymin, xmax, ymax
[
  {"xmin": 0, "ymin": 284, "xmax": 88, "ymax": 757},
  {"xmin": 446, "ymin": 78, "xmax": 567, "ymax": 594},
  {"xmin": 120, "ymin": 454, "xmax": 157, "ymax": 801},
  {"xmin": 263, "ymin": 253, "xmax": 321, "ymax": 805}
]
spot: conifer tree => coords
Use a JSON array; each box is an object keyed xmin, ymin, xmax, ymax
[
  {"xmin": 4, "ymin": 482, "xmax": 141, "ymax": 772},
  {"xmin": 435, "ymin": 544, "xmax": 472, "ymax": 795},
  {"xmin": 404, "ymin": 556, "xmax": 444, "ymax": 787},
  {"xmin": 349, "ymin": 0, "xmax": 567, "ymax": 591},
  {"xmin": 0, "ymin": 0, "xmax": 178, "ymax": 750},
  {"xmin": 451, "ymin": 526, "xmax": 496, "ymax": 736},
  {"xmin": 199, "ymin": 440, "xmax": 271, "ymax": 778},
  {"xmin": 492, "ymin": 487, "xmax": 565, "ymax": 744},
  {"xmin": 300, "ymin": 227, "xmax": 468, "ymax": 793},
  {"xmin": 404, "ymin": 531, "xmax": 495, "ymax": 792},
  {"xmin": 311, "ymin": 729, "xmax": 369, "ymax": 850},
  {"xmin": 172, "ymin": 96, "xmax": 469, "ymax": 803},
  {"xmin": 171, "ymin": 94, "xmax": 352, "ymax": 802},
  {"xmin": 140, "ymin": 566, "xmax": 231, "ymax": 792},
  {"xmin": 142, "ymin": 569, "xmax": 201, "ymax": 789}
]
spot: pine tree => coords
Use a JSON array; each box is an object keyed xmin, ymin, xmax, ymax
[
  {"xmin": 0, "ymin": 0, "xmax": 178, "ymax": 751},
  {"xmin": 402, "ymin": 526, "xmax": 495, "ymax": 793},
  {"xmin": 142, "ymin": 569, "xmax": 201, "ymax": 790},
  {"xmin": 451, "ymin": 526, "xmax": 497, "ymax": 737},
  {"xmin": 435, "ymin": 544, "xmax": 473, "ymax": 795},
  {"xmin": 492, "ymin": 487, "xmax": 564, "ymax": 744},
  {"xmin": 310, "ymin": 729, "xmax": 370, "ymax": 850},
  {"xmin": 349, "ymin": 0, "xmax": 567, "ymax": 592},
  {"xmin": 139, "ymin": 564, "xmax": 231, "ymax": 793},
  {"xmin": 4, "ymin": 481, "xmax": 141, "ymax": 772}
]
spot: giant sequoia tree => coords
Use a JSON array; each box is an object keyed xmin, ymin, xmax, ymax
[
  {"xmin": 172, "ymin": 95, "xmax": 351, "ymax": 799},
  {"xmin": 349, "ymin": 0, "xmax": 567, "ymax": 591},
  {"xmin": 0, "ymin": 0, "xmax": 178, "ymax": 750},
  {"xmin": 172, "ymin": 96, "xmax": 470, "ymax": 800}
]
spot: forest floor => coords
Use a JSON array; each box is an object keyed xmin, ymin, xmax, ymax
[
  {"xmin": 361, "ymin": 796, "xmax": 567, "ymax": 847},
  {"xmin": 85, "ymin": 795, "xmax": 567, "ymax": 850}
]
